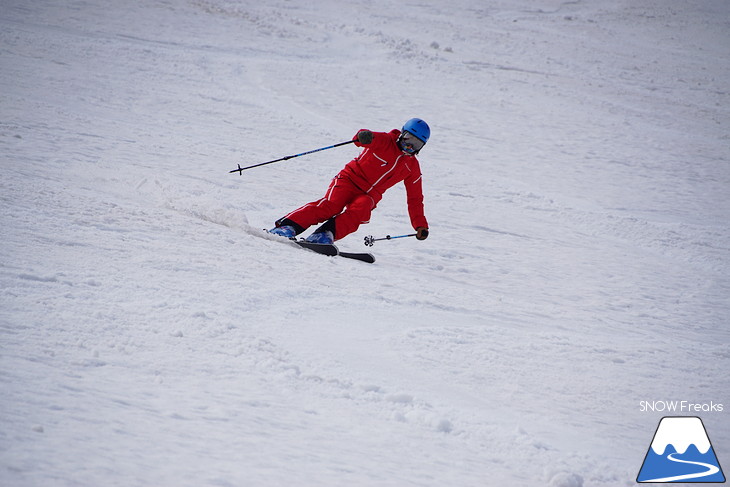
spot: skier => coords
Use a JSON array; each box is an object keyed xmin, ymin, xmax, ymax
[{"xmin": 269, "ymin": 118, "xmax": 431, "ymax": 245}]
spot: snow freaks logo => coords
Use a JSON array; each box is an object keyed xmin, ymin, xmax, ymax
[{"xmin": 637, "ymin": 416, "xmax": 726, "ymax": 483}]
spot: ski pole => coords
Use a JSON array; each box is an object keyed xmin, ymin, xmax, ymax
[
  {"xmin": 230, "ymin": 140, "xmax": 355, "ymax": 175},
  {"xmin": 364, "ymin": 233, "xmax": 417, "ymax": 247}
]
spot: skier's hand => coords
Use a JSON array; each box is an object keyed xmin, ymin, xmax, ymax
[
  {"xmin": 356, "ymin": 130, "xmax": 373, "ymax": 145},
  {"xmin": 416, "ymin": 227, "xmax": 429, "ymax": 240}
]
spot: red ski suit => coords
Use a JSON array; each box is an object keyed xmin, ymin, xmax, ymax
[{"xmin": 281, "ymin": 129, "xmax": 428, "ymax": 240}]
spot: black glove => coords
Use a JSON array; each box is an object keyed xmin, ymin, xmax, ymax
[
  {"xmin": 356, "ymin": 130, "xmax": 373, "ymax": 145},
  {"xmin": 416, "ymin": 227, "xmax": 429, "ymax": 240}
]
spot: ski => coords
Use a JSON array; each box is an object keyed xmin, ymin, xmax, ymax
[
  {"xmin": 264, "ymin": 230, "xmax": 375, "ymax": 263},
  {"xmin": 338, "ymin": 250, "xmax": 376, "ymax": 264},
  {"xmin": 293, "ymin": 240, "xmax": 338, "ymax": 256},
  {"xmin": 294, "ymin": 240, "xmax": 375, "ymax": 264}
]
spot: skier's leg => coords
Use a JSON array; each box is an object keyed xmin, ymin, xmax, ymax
[
  {"xmin": 328, "ymin": 193, "xmax": 376, "ymax": 241},
  {"xmin": 277, "ymin": 176, "xmax": 355, "ymax": 231}
]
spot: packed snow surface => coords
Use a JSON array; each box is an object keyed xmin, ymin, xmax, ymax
[{"xmin": 2, "ymin": 1, "xmax": 729, "ymax": 486}]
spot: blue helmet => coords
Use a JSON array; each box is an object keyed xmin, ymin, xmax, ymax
[
  {"xmin": 399, "ymin": 118, "xmax": 430, "ymax": 154},
  {"xmin": 402, "ymin": 118, "xmax": 430, "ymax": 144}
]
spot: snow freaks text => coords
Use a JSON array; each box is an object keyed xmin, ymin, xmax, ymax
[{"xmin": 639, "ymin": 401, "xmax": 724, "ymax": 413}]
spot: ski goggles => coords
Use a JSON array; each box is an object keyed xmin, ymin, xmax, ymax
[{"xmin": 400, "ymin": 131, "xmax": 426, "ymax": 154}]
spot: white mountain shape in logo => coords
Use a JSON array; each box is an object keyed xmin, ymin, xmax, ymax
[{"xmin": 651, "ymin": 417, "xmax": 712, "ymax": 455}]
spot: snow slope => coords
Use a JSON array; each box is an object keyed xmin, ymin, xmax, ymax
[{"xmin": 2, "ymin": 1, "xmax": 729, "ymax": 486}]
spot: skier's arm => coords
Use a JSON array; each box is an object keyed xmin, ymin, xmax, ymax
[{"xmin": 404, "ymin": 172, "xmax": 428, "ymax": 237}]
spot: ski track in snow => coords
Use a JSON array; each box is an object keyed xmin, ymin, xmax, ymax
[{"xmin": 1, "ymin": 1, "xmax": 729, "ymax": 486}]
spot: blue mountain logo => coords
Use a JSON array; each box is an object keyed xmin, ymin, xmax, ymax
[{"xmin": 637, "ymin": 416, "xmax": 725, "ymax": 483}]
